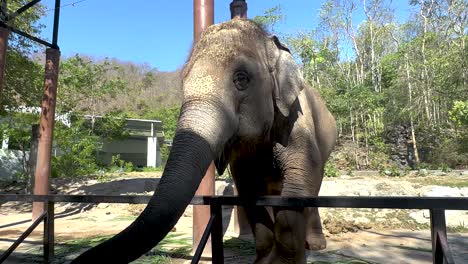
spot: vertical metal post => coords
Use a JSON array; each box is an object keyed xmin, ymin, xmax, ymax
[
  {"xmin": 192, "ymin": 0, "xmax": 215, "ymax": 257},
  {"xmin": 230, "ymin": 0, "xmax": 247, "ymax": 19},
  {"xmin": 52, "ymin": 0, "xmax": 60, "ymax": 48},
  {"xmin": 193, "ymin": 163, "xmax": 216, "ymax": 255},
  {"xmin": 0, "ymin": 0, "xmax": 9, "ymax": 107},
  {"xmin": 430, "ymin": 209, "xmax": 454, "ymax": 264},
  {"xmin": 32, "ymin": 48, "xmax": 60, "ymax": 220},
  {"xmin": 194, "ymin": 0, "xmax": 214, "ymax": 42},
  {"xmin": 210, "ymin": 198, "xmax": 224, "ymax": 264},
  {"xmin": 44, "ymin": 201, "xmax": 55, "ymax": 263}
]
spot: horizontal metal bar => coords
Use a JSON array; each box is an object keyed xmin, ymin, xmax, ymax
[
  {"xmin": 6, "ymin": 0, "xmax": 42, "ymax": 21},
  {"xmin": 253, "ymin": 196, "xmax": 468, "ymax": 210},
  {"xmin": 1, "ymin": 194, "xmax": 468, "ymax": 210},
  {"xmin": 191, "ymin": 215, "xmax": 215, "ymax": 264},
  {"xmin": 0, "ymin": 194, "xmax": 152, "ymax": 204},
  {"xmin": 194, "ymin": 196, "xmax": 468, "ymax": 210},
  {"xmin": 0, "ymin": 212, "xmax": 46, "ymax": 263},
  {"xmin": 0, "ymin": 22, "xmax": 55, "ymax": 48}
]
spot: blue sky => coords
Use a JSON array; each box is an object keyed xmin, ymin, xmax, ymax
[{"xmin": 38, "ymin": 0, "xmax": 412, "ymax": 72}]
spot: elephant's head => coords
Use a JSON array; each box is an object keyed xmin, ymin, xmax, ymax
[{"xmin": 73, "ymin": 20, "xmax": 306, "ymax": 263}]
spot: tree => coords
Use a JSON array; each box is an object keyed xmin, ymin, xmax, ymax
[
  {"xmin": 1, "ymin": 0, "xmax": 45, "ymax": 109},
  {"xmin": 59, "ymin": 55, "xmax": 126, "ymax": 132},
  {"xmin": 252, "ymin": 5, "xmax": 284, "ymax": 32},
  {"xmin": 0, "ymin": 112, "xmax": 39, "ymax": 180}
]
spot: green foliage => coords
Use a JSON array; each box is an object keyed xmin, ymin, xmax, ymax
[
  {"xmin": 51, "ymin": 113, "xmax": 130, "ymax": 178},
  {"xmin": 0, "ymin": 112, "xmax": 38, "ymax": 150},
  {"xmin": 5, "ymin": 0, "xmax": 46, "ymax": 53},
  {"xmin": 1, "ymin": 0, "xmax": 45, "ymax": 109},
  {"xmin": 449, "ymin": 101, "xmax": 468, "ymax": 128},
  {"xmin": 252, "ymin": 5, "xmax": 284, "ymax": 32},
  {"xmin": 440, "ymin": 163, "xmax": 452, "ymax": 173},
  {"xmin": 2, "ymin": 51, "xmax": 43, "ymax": 108},
  {"xmin": 159, "ymin": 144, "xmax": 171, "ymax": 165},
  {"xmin": 380, "ymin": 166, "xmax": 402, "ymax": 177},
  {"xmin": 109, "ymin": 154, "xmax": 134, "ymax": 173},
  {"xmin": 448, "ymin": 102, "xmax": 468, "ymax": 154},
  {"xmin": 142, "ymin": 106, "xmax": 180, "ymax": 140},
  {"xmin": 141, "ymin": 166, "xmax": 163, "ymax": 172},
  {"xmin": 92, "ymin": 112, "xmax": 129, "ymax": 140},
  {"xmin": 216, "ymin": 168, "xmax": 232, "ymax": 180},
  {"xmin": 0, "ymin": 112, "xmax": 39, "ymax": 179},
  {"xmin": 52, "ymin": 118, "xmax": 101, "ymax": 178},
  {"xmin": 324, "ymin": 161, "xmax": 340, "ymax": 177},
  {"xmin": 58, "ymin": 55, "xmax": 126, "ymax": 115}
]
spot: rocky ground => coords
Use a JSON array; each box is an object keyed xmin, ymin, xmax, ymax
[{"xmin": 0, "ymin": 170, "xmax": 467, "ymax": 263}]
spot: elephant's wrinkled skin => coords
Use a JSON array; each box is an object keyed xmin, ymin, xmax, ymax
[{"xmin": 73, "ymin": 19, "xmax": 336, "ymax": 264}]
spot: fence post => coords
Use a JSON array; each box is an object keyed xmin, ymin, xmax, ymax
[
  {"xmin": 210, "ymin": 198, "xmax": 224, "ymax": 264},
  {"xmin": 192, "ymin": 0, "xmax": 215, "ymax": 254},
  {"xmin": 44, "ymin": 200, "xmax": 54, "ymax": 263},
  {"xmin": 430, "ymin": 209, "xmax": 454, "ymax": 264},
  {"xmin": 32, "ymin": 48, "xmax": 60, "ymax": 220}
]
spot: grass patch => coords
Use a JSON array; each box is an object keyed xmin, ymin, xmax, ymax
[
  {"xmin": 140, "ymin": 166, "xmax": 164, "ymax": 172},
  {"xmin": 224, "ymin": 237, "xmax": 256, "ymax": 255},
  {"xmin": 134, "ymin": 233, "xmax": 192, "ymax": 263},
  {"xmin": 406, "ymin": 175, "xmax": 468, "ymax": 188},
  {"xmin": 109, "ymin": 215, "xmax": 138, "ymax": 222},
  {"xmin": 447, "ymin": 222, "xmax": 468, "ymax": 233},
  {"xmin": 28, "ymin": 232, "xmax": 191, "ymax": 263},
  {"xmin": 67, "ymin": 215, "xmax": 99, "ymax": 222}
]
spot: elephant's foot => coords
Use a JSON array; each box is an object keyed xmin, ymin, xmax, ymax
[
  {"xmin": 305, "ymin": 228, "xmax": 326, "ymax": 250},
  {"xmin": 253, "ymin": 210, "xmax": 307, "ymax": 264}
]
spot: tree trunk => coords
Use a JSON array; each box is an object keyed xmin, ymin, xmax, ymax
[{"xmin": 405, "ymin": 54, "xmax": 420, "ymax": 165}]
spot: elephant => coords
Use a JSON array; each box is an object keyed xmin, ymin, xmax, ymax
[{"xmin": 73, "ymin": 19, "xmax": 336, "ymax": 264}]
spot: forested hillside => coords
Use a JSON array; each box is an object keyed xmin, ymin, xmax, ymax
[
  {"xmin": 261, "ymin": 1, "xmax": 467, "ymax": 171},
  {"xmin": 1, "ymin": 0, "xmax": 466, "ymax": 180}
]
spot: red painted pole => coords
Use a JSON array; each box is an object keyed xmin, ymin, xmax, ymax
[
  {"xmin": 0, "ymin": 26, "xmax": 9, "ymax": 107},
  {"xmin": 32, "ymin": 48, "xmax": 60, "ymax": 220},
  {"xmin": 194, "ymin": 0, "xmax": 214, "ymax": 42},
  {"xmin": 192, "ymin": 0, "xmax": 215, "ymax": 256}
]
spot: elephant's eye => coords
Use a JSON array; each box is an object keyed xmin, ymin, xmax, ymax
[{"xmin": 233, "ymin": 71, "xmax": 250, "ymax": 91}]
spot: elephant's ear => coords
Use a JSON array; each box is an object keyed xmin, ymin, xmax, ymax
[{"xmin": 268, "ymin": 35, "xmax": 304, "ymax": 117}]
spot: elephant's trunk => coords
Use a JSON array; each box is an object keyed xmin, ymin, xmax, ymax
[{"xmin": 72, "ymin": 101, "xmax": 235, "ymax": 263}]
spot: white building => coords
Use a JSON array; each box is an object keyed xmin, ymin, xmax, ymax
[
  {"xmin": 1, "ymin": 113, "xmax": 165, "ymax": 181},
  {"xmin": 92, "ymin": 117, "xmax": 165, "ymax": 168}
]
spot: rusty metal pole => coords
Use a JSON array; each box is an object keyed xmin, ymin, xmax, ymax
[
  {"xmin": 0, "ymin": 0, "xmax": 9, "ymax": 107},
  {"xmin": 192, "ymin": 0, "xmax": 215, "ymax": 256},
  {"xmin": 32, "ymin": 48, "xmax": 60, "ymax": 220},
  {"xmin": 194, "ymin": 0, "xmax": 214, "ymax": 42},
  {"xmin": 230, "ymin": 0, "xmax": 247, "ymax": 19}
]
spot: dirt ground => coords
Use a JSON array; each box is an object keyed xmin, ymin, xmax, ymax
[{"xmin": 1, "ymin": 171, "xmax": 467, "ymax": 263}]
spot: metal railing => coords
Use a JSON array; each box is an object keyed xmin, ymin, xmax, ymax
[{"xmin": 1, "ymin": 194, "xmax": 467, "ymax": 263}]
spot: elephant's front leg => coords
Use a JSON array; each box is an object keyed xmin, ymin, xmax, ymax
[
  {"xmin": 282, "ymin": 165, "xmax": 326, "ymax": 252},
  {"xmin": 267, "ymin": 208, "xmax": 307, "ymax": 264},
  {"xmin": 254, "ymin": 176, "xmax": 308, "ymax": 264}
]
